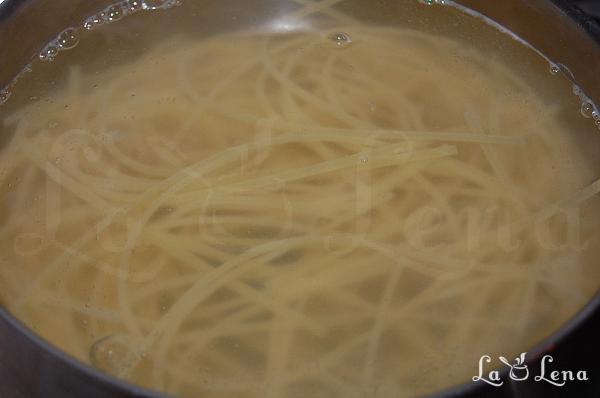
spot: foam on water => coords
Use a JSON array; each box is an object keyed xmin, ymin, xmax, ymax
[
  {"xmin": 37, "ymin": 0, "xmax": 183, "ymax": 62},
  {"xmin": 0, "ymin": 0, "xmax": 183, "ymax": 107},
  {"xmin": 83, "ymin": 0, "xmax": 182, "ymax": 30}
]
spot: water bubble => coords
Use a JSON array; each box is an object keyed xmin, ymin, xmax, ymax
[
  {"xmin": 593, "ymin": 112, "xmax": 600, "ymax": 129},
  {"xmin": 142, "ymin": 0, "xmax": 162, "ymax": 8},
  {"xmin": 142, "ymin": 0, "xmax": 182, "ymax": 10},
  {"xmin": 39, "ymin": 45, "xmax": 59, "ymax": 61},
  {"xmin": 419, "ymin": 0, "xmax": 435, "ymax": 5},
  {"xmin": 81, "ymin": 0, "xmax": 183, "ymax": 30},
  {"xmin": 0, "ymin": 89, "xmax": 9, "ymax": 105},
  {"xmin": 82, "ymin": 0, "xmax": 182, "ymax": 31},
  {"xmin": 126, "ymin": 0, "xmax": 144, "ymax": 12},
  {"xmin": 329, "ymin": 32, "xmax": 353, "ymax": 48},
  {"xmin": 549, "ymin": 65, "xmax": 560, "ymax": 75},
  {"xmin": 107, "ymin": 5, "xmax": 125, "ymax": 21},
  {"xmin": 90, "ymin": 334, "xmax": 140, "ymax": 376},
  {"xmin": 84, "ymin": 13, "xmax": 106, "ymax": 30},
  {"xmin": 39, "ymin": 27, "xmax": 79, "ymax": 61},
  {"xmin": 57, "ymin": 28, "xmax": 80, "ymax": 49},
  {"xmin": 581, "ymin": 102, "xmax": 594, "ymax": 119}
]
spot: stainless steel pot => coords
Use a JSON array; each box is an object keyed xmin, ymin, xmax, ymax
[{"xmin": 0, "ymin": 1, "xmax": 599, "ymax": 397}]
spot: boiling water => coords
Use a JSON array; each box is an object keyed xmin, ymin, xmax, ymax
[{"xmin": 1, "ymin": 1, "xmax": 600, "ymax": 397}]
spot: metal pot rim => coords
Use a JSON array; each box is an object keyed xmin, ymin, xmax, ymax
[{"xmin": 0, "ymin": 1, "xmax": 598, "ymax": 397}]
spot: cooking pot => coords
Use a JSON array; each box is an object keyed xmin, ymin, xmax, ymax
[{"xmin": 0, "ymin": 1, "xmax": 599, "ymax": 397}]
